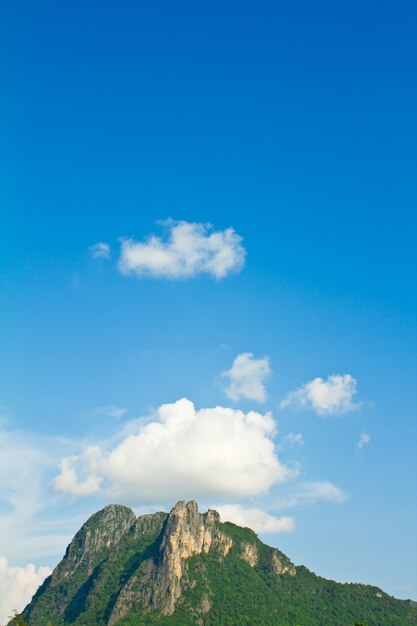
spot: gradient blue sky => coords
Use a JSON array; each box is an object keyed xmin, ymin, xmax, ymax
[{"xmin": 1, "ymin": 0, "xmax": 416, "ymax": 615}]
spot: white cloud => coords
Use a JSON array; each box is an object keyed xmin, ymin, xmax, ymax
[
  {"xmin": 273, "ymin": 480, "xmax": 348, "ymax": 511},
  {"xmin": 284, "ymin": 432, "xmax": 304, "ymax": 446},
  {"xmin": 52, "ymin": 398, "xmax": 290, "ymax": 503},
  {"xmin": 53, "ymin": 452, "xmax": 103, "ymax": 496},
  {"xmin": 357, "ymin": 432, "xmax": 371, "ymax": 450},
  {"xmin": 0, "ymin": 430, "xmax": 52, "ymax": 531},
  {"xmin": 90, "ymin": 405, "xmax": 126, "ymax": 419},
  {"xmin": 118, "ymin": 220, "xmax": 246, "ymax": 279},
  {"xmin": 0, "ymin": 417, "xmax": 346, "ymax": 614},
  {"xmin": 297, "ymin": 481, "xmax": 348, "ymax": 504},
  {"xmin": 90, "ymin": 241, "xmax": 111, "ymax": 259},
  {"xmin": 0, "ymin": 555, "xmax": 51, "ymax": 624},
  {"xmin": 280, "ymin": 374, "xmax": 361, "ymax": 415},
  {"xmin": 0, "ymin": 429, "xmax": 75, "ymax": 562},
  {"xmin": 222, "ymin": 353, "xmax": 271, "ymax": 403},
  {"xmin": 215, "ymin": 504, "xmax": 295, "ymax": 534}
]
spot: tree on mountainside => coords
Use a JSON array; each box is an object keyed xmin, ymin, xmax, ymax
[{"xmin": 8, "ymin": 611, "xmax": 28, "ymax": 626}]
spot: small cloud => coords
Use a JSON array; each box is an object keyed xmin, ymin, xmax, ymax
[
  {"xmin": 52, "ymin": 449, "xmax": 103, "ymax": 496},
  {"xmin": 296, "ymin": 481, "xmax": 348, "ymax": 504},
  {"xmin": 215, "ymin": 504, "xmax": 295, "ymax": 534},
  {"xmin": 222, "ymin": 352, "xmax": 271, "ymax": 403},
  {"xmin": 280, "ymin": 374, "xmax": 361, "ymax": 415},
  {"xmin": 90, "ymin": 405, "xmax": 127, "ymax": 419},
  {"xmin": 357, "ymin": 432, "xmax": 370, "ymax": 450},
  {"xmin": 90, "ymin": 242, "xmax": 111, "ymax": 259},
  {"xmin": 118, "ymin": 220, "xmax": 246, "ymax": 279},
  {"xmin": 284, "ymin": 433, "xmax": 304, "ymax": 446},
  {"xmin": 274, "ymin": 480, "xmax": 348, "ymax": 511},
  {"xmin": 0, "ymin": 555, "xmax": 51, "ymax": 624}
]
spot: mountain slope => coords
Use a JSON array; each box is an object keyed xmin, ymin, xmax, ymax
[{"xmin": 21, "ymin": 501, "xmax": 417, "ymax": 626}]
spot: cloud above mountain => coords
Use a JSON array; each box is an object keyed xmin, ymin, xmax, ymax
[
  {"xmin": 214, "ymin": 504, "xmax": 295, "ymax": 534},
  {"xmin": 52, "ymin": 398, "xmax": 290, "ymax": 503},
  {"xmin": 118, "ymin": 220, "xmax": 246, "ymax": 279}
]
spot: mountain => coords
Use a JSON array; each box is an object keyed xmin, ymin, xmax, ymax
[{"xmin": 19, "ymin": 501, "xmax": 417, "ymax": 626}]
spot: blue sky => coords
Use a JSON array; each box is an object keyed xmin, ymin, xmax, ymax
[{"xmin": 1, "ymin": 0, "xmax": 416, "ymax": 618}]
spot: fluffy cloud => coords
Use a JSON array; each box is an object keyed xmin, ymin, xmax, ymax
[
  {"xmin": 222, "ymin": 353, "xmax": 271, "ymax": 403},
  {"xmin": 0, "ymin": 556, "xmax": 51, "ymax": 624},
  {"xmin": 214, "ymin": 504, "xmax": 295, "ymax": 534},
  {"xmin": 89, "ymin": 242, "xmax": 111, "ymax": 259},
  {"xmin": 118, "ymin": 220, "xmax": 246, "ymax": 279},
  {"xmin": 53, "ymin": 453, "xmax": 103, "ymax": 496},
  {"xmin": 52, "ymin": 398, "xmax": 290, "ymax": 503},
  {"xmin": 280, "ymin": 374, "xmax": 361, "ymax": 415},
  {"xmin": 357, "ymin": 432, "xmax": 371, "ymax": 450}
]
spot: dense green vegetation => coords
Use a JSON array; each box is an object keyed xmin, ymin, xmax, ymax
[
  {"xmin": 22, "ymin": 512, "xmax": 167, "ymax": 626},
  {"xmin": 115, "ymin": 524, "xmax": 417, "ymax": 626},
  {"xmin": 20, "ymin": 508, "xmax": 417, "ymax": 626}
]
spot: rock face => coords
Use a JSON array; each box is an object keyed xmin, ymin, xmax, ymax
[
  {"xmin": 109, "ymin": 500, "xmax": 234, "ymax": 622},
  {"xmin": 20, "ymin": 500, "xmax": 417, "ymax": 626},
  {"xmin": 271, "ymin": 549, "xmax": 296, "ymax": 576},
  {"xmin": 240, "ymin": 541, "xmax": 258, "ymax": 567},
  {"xmin": 152, "ymin": 501, "xmax": 232, "ymax": 613},
  {"xmin": 53, "ymin": 504, "xmax": 137, "ymax": 581},
  {"xmin": 22, "ymin": 504, "xmax": 138, "ymax": 624}
]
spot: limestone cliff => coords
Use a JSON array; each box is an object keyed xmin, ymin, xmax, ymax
[{"xmin": 109, "ymin": 500, "xmax": 234, "ymax": 622}]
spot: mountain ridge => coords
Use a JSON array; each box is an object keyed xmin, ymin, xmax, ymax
[{"xmin": 19, "ymin": 500, "xmax": 417, "ymax": 626}]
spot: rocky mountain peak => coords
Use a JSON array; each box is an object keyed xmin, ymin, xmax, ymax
[
  {"xmin": 109, "ymin": 500, "xmax": 233, "ymax": 621},
  {"xmin": 52, "ymin": 504, "xmax": 136, "ymax": 583},
  {"xmin": 160, "ymin": 500, "xmax": 225, "ymax": 564},
  {"xmin": 21, "ymin": 499, "xmax": 413, "ymax": 626}
]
